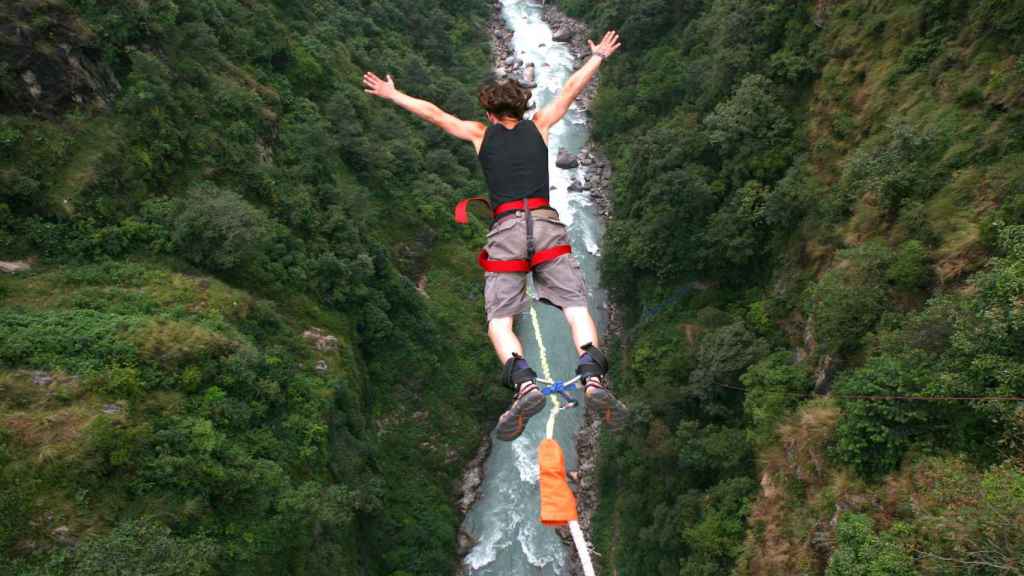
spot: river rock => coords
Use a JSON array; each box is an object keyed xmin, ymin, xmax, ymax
[
  {"xmin": 555, "ymin": 148, "xmax": 579, "ymax": 169},
  {"xmin": 52, "ymin": 525, "xmax": 75, "ymax": 545},
  {"xmin": 552, "ymin": 28, "xmax": 573, "ymax": 42},
  {"xmin": 0, "ymin": 259, "xmax": 33, "ymax": 273},
  {"xmin": 302, "ymin": 327, "xmax": 339, "ymax": 352},
  {"xmin": 568, "ymin": 181, "xmax": 583, "ymax": 193},
  {"xmin": 523, "ymin": 63, "xmax": 535, "ymax": 83},
  {"xmin": 457, "ymin": 528, "xmax": 478, "ymax": 556},
  {"xmin": 31, "ymin": 371, "xmax": 54, "ymax": 386}
]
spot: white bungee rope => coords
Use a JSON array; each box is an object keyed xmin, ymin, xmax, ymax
[{"xmin": 529, "ymin": 306, "xmax": 597, "ymax": 576}]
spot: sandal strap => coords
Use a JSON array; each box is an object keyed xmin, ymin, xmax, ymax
[
  {"xmin": 576, "ymin": 343, "xmax": 609, "ymax": 379},
  {"xmin": 502, "ymin": 352, "xmax": 537, "ymax": 392},
  {"xmin": 514, "ymin": 380, "xmax": 539, "ymax": 399}
]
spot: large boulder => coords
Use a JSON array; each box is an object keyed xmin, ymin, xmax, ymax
[
  {"xmin": 552, "ymin": 28, "xmax": 573, "ymax": 42},
  {"xmin": 555, "ymin": 148, "xmax": 579, "ymax": 169}
]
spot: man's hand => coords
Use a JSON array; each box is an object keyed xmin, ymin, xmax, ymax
[
  {"xmin": 588, "ymin": 30, "xmax": 621, "ymax": 59},
  {"xmin": 361, "ymin": 70, "xmax": 485, "ymax": 146},
  {"xmin": 363, "ymin": 71, "xmax": 397, "ymax": 100}
]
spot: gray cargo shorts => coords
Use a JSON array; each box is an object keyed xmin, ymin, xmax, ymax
[{"xmin": 483, "ymin": 209, "xmax": 588, "ymax": 321}]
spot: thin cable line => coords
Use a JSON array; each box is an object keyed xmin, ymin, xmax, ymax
[{"xmin": 717, "ymin": 383, "xmax": 1024, "ymax": 402}]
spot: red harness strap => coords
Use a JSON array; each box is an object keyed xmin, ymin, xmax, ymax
[
  {"xmin": 454, "ymin": 196, "xmax": 554, "ymax": 223},
  {"xmin": 477, "ymin": 244, "xmax": 572, "ymax": 272},
  {"xmin": 453, "ymin": 196, "xmax": 573, "ymax": 273}
]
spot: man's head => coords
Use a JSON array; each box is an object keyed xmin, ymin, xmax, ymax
[{"xmin": 479, "ymin": 80, "xmax": 531, "ymax": 122}]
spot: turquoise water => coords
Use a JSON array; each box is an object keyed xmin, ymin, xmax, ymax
[{"xmin": 460, "ymin": 1, "xmax": 607, "ymax": 574}]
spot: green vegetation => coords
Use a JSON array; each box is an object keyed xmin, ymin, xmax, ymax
[
  {"xmin": 1, "ymin": 1, "xmax": 501, "ymax": 574},
  {"xmin": 558, "ymin": 0, "xmax": 1024, "ymax": 574}
]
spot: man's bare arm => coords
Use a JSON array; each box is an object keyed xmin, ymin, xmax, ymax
[
  {"xmin": 533, "ymin": 31, "xmax": 621, "ymax": 136},
  {"xmin": 363, "ymin": 72, "xmax": 485, "ymax": 144}
]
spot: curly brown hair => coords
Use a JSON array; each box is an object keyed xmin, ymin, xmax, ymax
[{"xmin": 478, "ymin": 80, "xmax": 532, "ymax": 119}]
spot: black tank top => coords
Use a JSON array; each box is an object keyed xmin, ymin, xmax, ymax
[{"xmin": 477, "ymin": 119, "xmax": 549, "ymax": 208}]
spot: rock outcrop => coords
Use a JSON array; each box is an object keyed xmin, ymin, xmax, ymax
[{"xmin": 0, "ymin": 4, "xmax": 121, "ymax": 116}]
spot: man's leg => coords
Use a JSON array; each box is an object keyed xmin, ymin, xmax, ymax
[
  {"xmin": 488, "ymin": 316, "xmax": 524, "ymax": 362},
  {"xmin": 489, "ymin": 315, "xmax": 545, "ymax": 441},
  {"xmin": 562, "ymin": 305, "xmax": 629, "ymax": 430},
  {"xmin": 562, "ymin": 305, "xmax": 599, "ymax": 355}
]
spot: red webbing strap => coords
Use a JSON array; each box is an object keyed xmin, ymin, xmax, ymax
[
  {"xmin": 455, "ymin": 197, "xmax": 552, "ymax": 224},
  {"xmin": 477, "ymin": 244, "xmax": 572, "ymax": 273},
  {"xmin": 454, "ymin": 196, "xmax": 491, "ymax": 225},
  {"xmin": 493, "ymin": 197, "xmax": 551, "ymax": 218}
]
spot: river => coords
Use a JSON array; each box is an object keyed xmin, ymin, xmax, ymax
[{"xmin": 459, "ymin": 1, "xmax": 608, "ymax": 574}]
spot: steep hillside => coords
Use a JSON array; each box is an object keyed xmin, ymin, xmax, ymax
[
  {"xmin": 555, "ymin": 0, "xmax": 1024, "ymax": 574},
  {"xmin": 1, "ymin": 1, "xmax": 504, "ymax": 574}
]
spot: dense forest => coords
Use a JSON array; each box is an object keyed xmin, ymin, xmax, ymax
[
  {"xmin": 3, "ymin": 0, "xmax": 1024, "ymax": 575},
  {"xmin": 1, "ymin": 0, "xmax": 505, "ymax": 574},
  {"xmin": 555, "ymin": 0, "xmax": 1024, "ymax": 574}
]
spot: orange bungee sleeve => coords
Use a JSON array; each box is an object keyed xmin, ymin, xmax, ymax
[{"xmin": 538, "ymin": 438, "xmax": 578, "ymax": 526}]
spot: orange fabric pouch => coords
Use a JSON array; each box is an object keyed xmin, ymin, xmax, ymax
[{"xmin": 538, "ymin": 438, "xmax": 578, "ymax": 526}]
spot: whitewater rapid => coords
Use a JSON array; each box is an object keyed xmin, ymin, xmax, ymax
[{"xmin": 459, "ymin": 2, "xmax": 607, "ymax": 574}]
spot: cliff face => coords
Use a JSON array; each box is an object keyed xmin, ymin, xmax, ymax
[
  {"xmin": 553, "ymin": 0, "xmax": 1024, "ymax": 574},
  {"xmin": 1, "ymin": 3, "xmax": 119, "ymax": 116}
]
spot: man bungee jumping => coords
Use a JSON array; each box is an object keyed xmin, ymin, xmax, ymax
[{"xmin": 363, "ymin": 31, "xmax": 628, "ymax": 441}]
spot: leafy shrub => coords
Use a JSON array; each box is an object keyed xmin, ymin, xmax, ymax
[
  {"xmin": 97, "ymin": 363, "xmax": 143, "ymax": 398},
  {"xmin": 910, "ymin": 458, "xmax": 1024, "ymax": 574},
  {"xmin": 132, "ymin": 319, "xmax": 238, "ymax": 370},
  {"xmin": 831, "ymin": 354, "xmax": 934, "ymax": 477},
  {"xmin": 838, "ymin": 119, "xmax": 941, "ymax": 217},
  {"xmin": 887, "ymin": 240, "xmax": 931, "ymax": 290},
  {"xmin": 741, "ymin": 351, "xmax": 812, "ymax": 444},
  {"xmin": 0, "ymin": 121, "xmax": 21, "ymax": 151},
  {"xmin": 680, "ymin": 476, "xmax": 758, "ymax": 576},
  {"xmin": 171, "ymin": 182, "xmax": 274, "ymax": 273},
  {"xmin": 826, "ymin": 514, "xmax": 914, "ymax": 576},
  {"xmin": 68, "ymin": 519, "xmax": 217, "ymax": 576},
  {"xmin": 807, "ymin": 268, "xmax": 887, "ymax": 355},
  {"xmin": 897, "ymin": 199, "xmax": 940, "ymax": 246},
  {"xmin": 704, "ymin": 74, "xmax": 795, "ymax": 185},
  {"xmin": 0, "ymin": 310, "xmax": 145, "ymax": 372},
  {"xmin": 690, "ymin": 322, "xmax": 770, "ymax": 408}
]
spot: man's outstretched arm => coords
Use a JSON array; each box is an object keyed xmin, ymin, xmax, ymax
[
  {"xmin": 363, "ymin": 72, "xmax": 485, "ymax": 144},
  {"xmin": 533, "ymin": 31, "xmax": 621, "ymax": 135}
]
